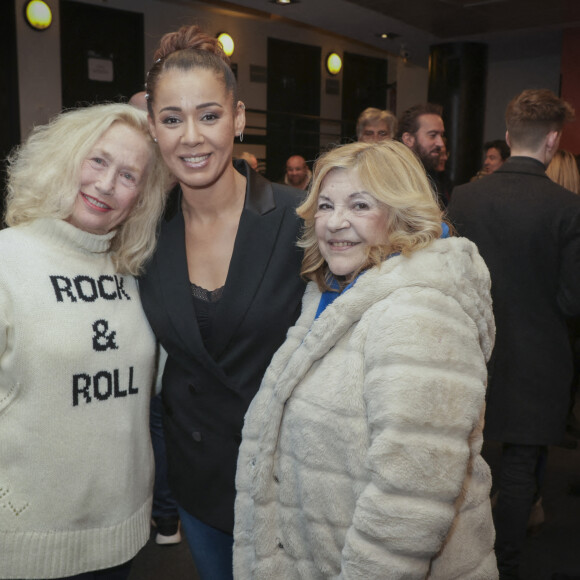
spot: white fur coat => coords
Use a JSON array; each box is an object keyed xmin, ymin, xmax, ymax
[{"xmin": 233, "ymin": 237, "xmax": 498, "ymax": 579}]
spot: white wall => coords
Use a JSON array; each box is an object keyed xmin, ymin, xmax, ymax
[
  {"xmin": 395, "ymin": 59, "xmax": 429, "ymax": 115},
  {"xmin": 390, "ymin": 49, "xmax": 562, "ymax": 148},
  {"xmin": 391, "ymin": 47, "xmax": 563, "ymax": 153},
  {"xmin": 16, "ymin": 0, "xmax": 62, "ymax": 137},
  {"xmin": 16, "ymin": 0, "xmax": 400, "ymax": 141},
  {"xmin": 15, "ymin": 0, "xmax": 563, "ymax": 151},
  {"xmin": 483, "ymin": 53, "xmax": 562, "ymax": 142}
]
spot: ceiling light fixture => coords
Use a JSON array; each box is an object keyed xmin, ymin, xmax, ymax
[
  {"xmin": 24, "ymin": 0, "xmax": 52, "ymax": 30},
  {"xmin": 217, "ymin": 32, "xmax": 235, "ymax": 57},
  {"xmin": 270, "ymin": 0, "xmax": 300, "ymax": 5},
  {"xmin": 375, "ymin": 32, "xmax": 400, "ymax": 40},
  {"xmin": 326, "ymin": 52, "xmax": 342, "ymax": 76}
]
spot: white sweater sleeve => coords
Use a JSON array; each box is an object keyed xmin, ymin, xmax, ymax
[
  {"xmin": 153, "ymin": 343, "xmax": 168, "ymax": 396},
  {"xmin": 0, "ymin": 310, "xmax": 6, "ymax": 358},
  {"xmin": 0, "ymin": 294, "xmax": 14, "ymax": 413},
  {"xmin": 339, "ymin": 287, "xmax": 489, "ymax": 579}
]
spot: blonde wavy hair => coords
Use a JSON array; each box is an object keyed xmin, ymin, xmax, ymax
[
  {"xmin": 5, "ymin": 103, "xmax": 171, "ymax": 275},
  {"xmin": 546, "ymin": 149, "xmax": 580, "ymax": 194},
  {"xmin": 297, "ymin": 140, "xmax": 444, "ymax": 291}
]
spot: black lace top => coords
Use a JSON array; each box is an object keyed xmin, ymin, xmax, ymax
[{"xmin": 191, "ymin": 282, "xmax": 224, "ymax": 346}]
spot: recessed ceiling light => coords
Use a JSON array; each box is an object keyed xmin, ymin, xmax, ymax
[
  {"xmin": 375, "ymin": 32, "xmax": 400, "ymax": 40},
  {"xmin": 270, "ymin": 0, "xmax": 300, "ymax": 5}
]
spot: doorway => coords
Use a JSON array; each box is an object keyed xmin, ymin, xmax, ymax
[
  {"xmin": 60, "ymin": 1, "xmax": 145, "ymax": 108},
  {"xmin": 1, "ymin": 0, "xmax": 19, "ymax": 206},
  {"xmin": 341, "ymin": 52, "xmax": 388, "ymax": 142},
  {"xmin": 266, "ymin": 38, "xmax": 321, "ymax": 181}
]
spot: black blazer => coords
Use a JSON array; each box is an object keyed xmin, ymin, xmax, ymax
[
  {"xmin": 139, "ymin": 161, "xmax": 306, "ymax": 533},
  {"xmin": 448, "ymin": 157, "xmax": 580, "ymax": 445}
]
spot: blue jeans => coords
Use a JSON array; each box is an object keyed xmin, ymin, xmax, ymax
[
  {"xmin": 177, "ymin": 506, "xmax": 234, "ymax": 580},
  {"xmin": 150, "ymin": 394, "xmax": 178, "ymax": 519}
]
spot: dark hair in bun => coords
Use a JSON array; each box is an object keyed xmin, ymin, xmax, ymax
[{"xmin": 146, "ymin": 25, "xmax": 238, "ymax": 115}]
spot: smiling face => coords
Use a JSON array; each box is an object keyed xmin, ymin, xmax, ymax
[
  {"xmin": 314, "ymin": 168, "xmax": 390, "ymax": 277},
  {"xmin": 67, "ymin": 122, "xmax": 151, "ymax": 235},
  {"xmin": 148, "ymin": 68, "xmax": 245, "ymax": 193},
  {"xmin": 286, "ymin": 155, "xmax": 309, "ymax": 189},
  {"xmin": 483, "ymin": 147, "xmax": 504, "ymax": 174}
]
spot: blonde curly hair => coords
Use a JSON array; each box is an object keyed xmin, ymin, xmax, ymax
[
  {"xmin": 297, "ymin": 140, "xmax": 445, "ymax": 291},
  {"xmin": 5, "ymin": 103, "xmax": 171, "ymax": 275}
]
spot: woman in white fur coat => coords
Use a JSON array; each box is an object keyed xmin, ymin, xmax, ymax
[{"xmin": 233, "ymin": 140, "xmax": 498, "ymax": 579}]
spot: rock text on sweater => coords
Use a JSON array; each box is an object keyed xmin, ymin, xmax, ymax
[
  {"xmin": 49, "ymin": 274, "xmax": 140, "ymax": 406},
  {"xmin": 50, "ymin": 274, "xmax": 131, "ymax": 303}
]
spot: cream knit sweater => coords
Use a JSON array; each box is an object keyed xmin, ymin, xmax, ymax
[{"xmin": 0, "ymin": 219, "xmax": 155, "ymax": 579}]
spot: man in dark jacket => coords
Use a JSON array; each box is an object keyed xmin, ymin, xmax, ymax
[
  {"xmin": 447, "ymin": 89, "xmax": 580, "ymax": 580},
  {"xmin": 397, "ymin": 103, "xmax": 449, "ymax": 206}
]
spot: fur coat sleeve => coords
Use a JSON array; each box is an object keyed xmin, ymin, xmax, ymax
[
  {"xmin": 340, "ymin": 284, "xmax": 495, "ymax": 578},
  {"xmin": 234, "ymin": 237, "xmax": 497, "ymax": 579}
]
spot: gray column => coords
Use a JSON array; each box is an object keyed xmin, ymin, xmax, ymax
[{"xmin": 428, "ymin": 42, "xmax": 488, "ymax": 187}]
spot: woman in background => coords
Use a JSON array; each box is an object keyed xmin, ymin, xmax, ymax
[
  {"xmin": 547, "ymin": 148, "xmax": 580, "ymax": 501},
  {"xmin": 0, "ymin": 103, "xmax": 169, "ymax": 580},
  {"xmin": 235, "ymin": 140, "xmax": 498, "ymax": 579},
  {"xmin": 546, "ymin": 149, "xmax": 580, "ymax": 194},
  {"xmin": 139, "ymin": 25, "xmax": 305, "ymax": 579}
]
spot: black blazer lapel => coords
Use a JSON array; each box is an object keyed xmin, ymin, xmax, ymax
[
  {"xmin": 156, "ymin": 207, "xmax": 229, "ymax": 381},
  {"xmin": 207, "ymin": 164, "xmax": 285, "ymax": 361}
]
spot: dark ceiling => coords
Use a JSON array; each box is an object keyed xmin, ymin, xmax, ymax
[
  {"xmin": 195, "ymin": 0, "xmax": 580, "ymax": 64},
  {"xmin": 347, "ymin": 0, "xmax": 580, "ymax": 39}
]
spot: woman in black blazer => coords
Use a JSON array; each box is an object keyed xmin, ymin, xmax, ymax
[{"xmin": 140, "ymin": 25, "xmax": 305, "ymax": 579}]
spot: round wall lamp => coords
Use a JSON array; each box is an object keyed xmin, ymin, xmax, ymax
[
  {"xmin": 326, "ymin": 52, "xmax": 342, "ymax": 76},
  {"xmin": 25, "ymin": 0, "xmax": 53, "ymax": 31},
  {"xmin": 217, "ymin": 33, "xmax": 235, "ymax": 57}
]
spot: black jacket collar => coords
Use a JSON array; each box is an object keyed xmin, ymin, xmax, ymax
[{"xmin": 496, "ymin": 156, "xmax": 547, "ymax": 176}]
